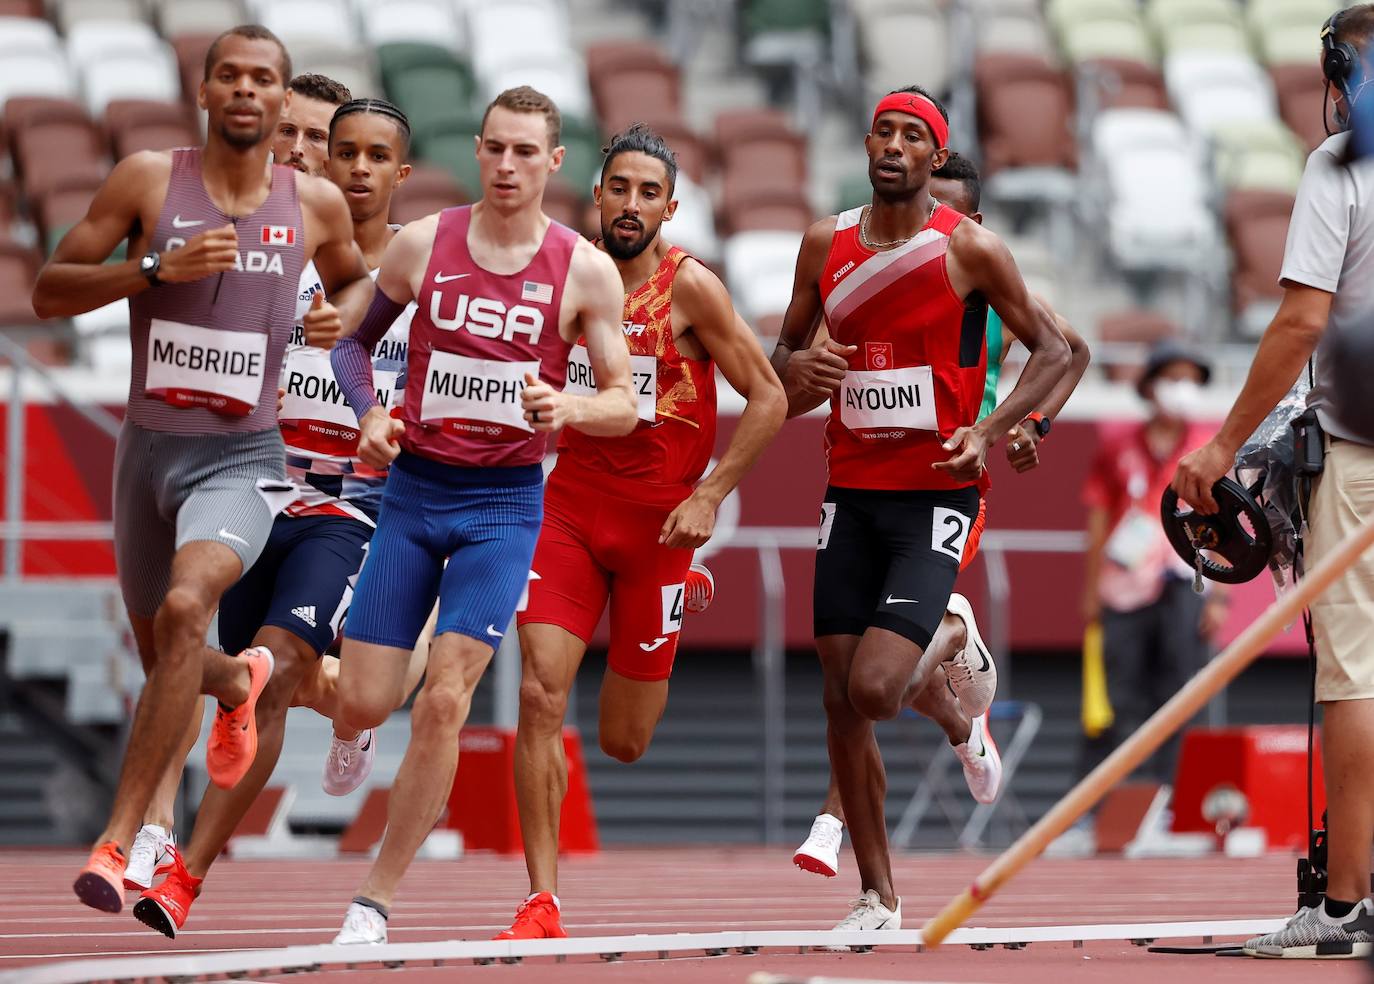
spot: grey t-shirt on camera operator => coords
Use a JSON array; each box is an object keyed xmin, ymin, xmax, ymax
[{"xmin": 1281, "ymin": 131, "xmax": 1374, "ymax": 446}]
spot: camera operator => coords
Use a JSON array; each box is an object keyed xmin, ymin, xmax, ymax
[{"xmin": 1172, "ymin": 4, "xmax": 1374, "ymax": 959}]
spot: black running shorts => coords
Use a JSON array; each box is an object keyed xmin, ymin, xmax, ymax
[{"xmin": 813, "ymin": 484, "xmax": 981, "ymax": 649}]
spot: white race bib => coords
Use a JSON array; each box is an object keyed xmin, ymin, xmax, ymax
[
  {"xmin": 1105, "ymin": 508, "xmax": 1159, "ymax": 570},
  {"xmin": 281, "ymin": 347, "xmax": 398, "ymax": 429},
  {"xmin": 564, "ymin": 343, "xmax": 657, "ymax": 423},
  {"xmin": 420, "ymin": 351, "xmax": 538, "ymax": 434},
  {"xmin": 145, "ymin": 319, "xmax": 267, "ymax": 416},
  {"xmin": 839, "ymin": 365, "xmax": 937, "ymax": 433}
]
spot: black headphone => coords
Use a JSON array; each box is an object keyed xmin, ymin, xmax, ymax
[{"xmin": 1323, "ymin": 10, "xmax": 1358, "ymax": 95}]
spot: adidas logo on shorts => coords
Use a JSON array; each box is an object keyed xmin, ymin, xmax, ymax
[{"xmin": 292, "ymin": 605, "xmax": 317, "ymax": 628}]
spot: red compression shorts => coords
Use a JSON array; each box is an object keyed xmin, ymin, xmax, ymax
[
  {"xmin": 959, "ymin": 497, "xmax": 987, "ymax": 572},
  {"xmin": 517, "ymin": 458, "xmax": 696, "ymax": 682}
]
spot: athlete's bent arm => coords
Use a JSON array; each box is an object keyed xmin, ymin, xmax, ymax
[
  {"xmin": 1005, "ymin": 301, "xmax": 1090, "ymax": 472},
  {"xmin": 771, "ymin": 218, "xmax": 853, "ymax": 418},
  {"xmin": 33, "ymin": 152, "xmax": 238, "ymax": 318},
  {"xmin": 937, "ymin": 224, "xmax": 1069, "ymax": 481},
  {"xmin": 527, "ymin": 240, "xmax": 635, "ymax": 436},
  {"xmin": 660, "ymin": 265, "xmax": 786, "ymax": 549},
  {"xmin": 300, "ymin": 175, "xmax": 374, "ymax": 348}
]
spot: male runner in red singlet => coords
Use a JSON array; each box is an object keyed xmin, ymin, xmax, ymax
[
  {"xmin": 787, "ymin": 151, "xmax": 1091, "ymax": 879},
  {"xmin": 326, "ymin": 86, "xmax": 636, "ymax": 945},
  {"xmin": 768, "ymin": 85, "xmax": 1070, "ymax": 934},
  {"xmin": 495, "ymin": 124, "xmax": 787, "ymax": 940},
  {"xmin": 130, "ymin": 99, "xmax": 429, "ymax": 939},
  {"xmin": 31, "ymin": 24, "xmax": 374, "ymax": 914}
]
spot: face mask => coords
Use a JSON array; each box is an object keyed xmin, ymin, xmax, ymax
[{"xmin": 1152, "ymin": 378, "xmax": 1204, "ymax": 420}]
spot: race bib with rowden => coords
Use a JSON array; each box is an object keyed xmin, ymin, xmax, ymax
[
  {"xmin": 420, "ymin": 351, "xmax": 539, "ymax": 438},
  {"xmin": 840, "ymin": 365, "xmax": 937, "ymax": 434},
  {"xmin": 145, "ymin": 319, "xmax": 267, "ymax": 417},
  {"xmin": 280, "ymin": 346, "xmax": 400, "ymax": 457},
  {"xmin": 563, "ymin": 343, "xmax": 657, "ymax": 423}
]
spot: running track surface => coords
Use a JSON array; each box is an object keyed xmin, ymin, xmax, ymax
[{"xmin": 1, "ymin": 849, "xmax": 1365, "ymax": 983}]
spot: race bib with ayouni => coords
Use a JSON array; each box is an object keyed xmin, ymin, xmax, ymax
[{"xmin": 840, "ymin": 365, "xmax": 937, "ymax": 434}]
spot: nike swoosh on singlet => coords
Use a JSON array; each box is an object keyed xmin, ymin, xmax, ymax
[
  {"xmin": 434, "ymin": 272, "xmax": 470, "ymax": 283},
  {"xmin": 884, "ymin": 595, "xmax": 919, "ymax": 605},
  {"xmin": 172, "ymin": 215, "xmax": 204, "ymax": 228}
]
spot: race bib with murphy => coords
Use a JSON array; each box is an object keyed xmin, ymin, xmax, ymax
[{"xmin": 420, "ymin": 352, "xmax": 539, "ymax": 438}]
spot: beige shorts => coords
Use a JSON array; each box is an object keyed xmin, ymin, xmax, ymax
[{"xmin": 1308, "ymin": 438, "xmax": 1374, "ymax": 701}]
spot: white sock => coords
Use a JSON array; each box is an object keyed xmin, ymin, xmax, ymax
[{"xmin": 528, "ymin": 892, "xmax": 560, "ymax": 910}]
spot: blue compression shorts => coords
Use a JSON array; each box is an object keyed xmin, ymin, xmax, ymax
[{"xmin": 342, "ymin": 452, "xmax": 542, "ymax": 650}]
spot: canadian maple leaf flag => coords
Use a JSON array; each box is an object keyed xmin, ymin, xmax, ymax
[{"xmin": 260, "ymin": 225, "xmax": 296, "ymax": 245}]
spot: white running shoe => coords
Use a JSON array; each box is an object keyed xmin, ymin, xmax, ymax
[
  {"xmin": 793, "ymin": 813, "xmax": 843, "ymax": 877},
  {"xmin": 953, "ymin": 714, "xmax": 1002, "ymax": 804},
  {"xmin": 333, "ymin": 901, "xmax": 388, "ymax": 945},
  {"xmin": 942, "ymin": 592, "xmax": 996, "ymax": 717},
  {"xmin": 322, "ymin": 729, "xmax": 375, "ymax": 797},
  {"xmin": 122, "ymin": 824, "xmax": 175, "ymax": 890},
  {"xmin": 824, "ymin": 889, "xmax": 901, "ymax": 950}
]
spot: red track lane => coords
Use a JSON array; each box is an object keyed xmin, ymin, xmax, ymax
[{"xmin": 0, "ymin": 849, "xmax": 1363, "ymax": 983}]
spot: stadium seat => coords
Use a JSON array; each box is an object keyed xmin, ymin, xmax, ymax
[
  {"xmin": 388, "ymin": 162, "xmax": 469, "ymax": 225},
  {"xmin": 1158, "ymin": 21, "xmax": 1254, "ymax": 57},
  {"xmin": 714, "ymin": 107, "xmax": 797, "ymax": 149},
  {"xmin": 362, "ymin": 0, "xmax": 464, "ymax": 50},
  {"xmin": 416, "ymin": 123, "xmax": 484, "ymax": 198},
  {"xmin": 1045, "ymin": 0, "xmax": 1137, "ymax": 37},
  {"xmin": 720, "ymin": 129, "xmax": 808, "ymax": 190},
  {"xmin": 833, "ymin": 172, "xmax": 872, "ymax": 212},
  {"xmin": 594, "ymin": 62, "xmax": 682, "ymax": 135},
  {"xmin": 0, "ymin": 240, "xmax": 40, "ymax": 326},
  {"xmin": 740, "ymin": 0, "xmax": 829, "ymax": 71},
  {"xmin": 81, "ymin": 50, "xmax": 181, "ymax": 118},
  {"xmin": 154, "ymin": 0, "xmax": 248, "ymax": 39},
  {"xmin": 1080, "ymin": 57, "xmax": 1169, "ymax": 111},
  {"xmin": 0, "ymin": 15, "xmax": 58, "ymax": 53},
  {"xmin": 1166, "ymin": 52, "xmax": 1277, "ymax": 134},
  {"xmin": 975, "ymin": 53, "xmax": 1076, "ymax": 176},
  {"xmin": 0, "ymin": 0, "xmax": 42, "ymax": 16},
  {"xmin": 541, "ymin": 176, "xmax": 585, "ymax": 230},
  {"xmin": 1210, "ymin": 119, "xmax": 1305, "ymax": 193},
  {"xmin": 719, "ymin": 181, "xmax": 813, "ymax": 235},
  {"xmin": 625, "ymin": 116, "xmax": 709, "ymax": 184},
  {"xmin": 34, "ymin": 177, "xmax": 102, "ymax": 255},
  {"xmin": 551, "ymin": 114, "xmax": 603, "ymax": 200},
  {"xmin": 1059, "ymin": 14, "xmax": 1155, "ymax": 65},
  {"xmin": 1098, "ymin": 308, "xmax": 1182, "ymax": 382},
  {"xmin": 1224, "ymin": 188, "xmax": 1294, "ymax": 334},
  {"xmin": 170, "ymin": 33, "xmax": 215, "ymax": 102},
  {"xmin": 1250, "ymin": 0, "xmax": 1332, "ymax": 65},
  {"xmin": 856, "ymin": 0, "xmax": 951, "ymax": 100},
  {"xmin": 387, "ymin": 62, "xmax": 479, "ymax": 144},
  {"xmin": 376, "ymin": 41, "xmax": 473, "ymax": 92},
  {"xmin": 585, "ymin": 39, "xmax": 676, "ymax": 84},
  {"xmin": 1270, "ymin": 62, "xmax": 1327, "ymax": 151},
  {"xmin": 256, "ymin": 0, "xmax": 358, "ymax": 48},
  {"xmin": 293, "ymin": 43, "xmax": 379, "ymax": 99},
  {"xmin": 468, "ymin": 1, "xmax": 573, "ymax": 86},
  {"xmin": 67, "ymin": 21, "xmax": 165, "ymax": 66},
  {"xmin": 104, "ymin": 98, "xmax": 187, "ymax": 140},
  {"xmin": 15, "ymin": 120, "xmax": 107, "ymax": 201},
  {"xmin": 0, "ymin": 49, "xmax": 78, "ymax": 113},
  {"xmin": 5, "ymin": 95, "xmax": 89, "ymax": 146},
  {"xmin": 723, "ymin": 229, "xmax": 804, "ymax": 321},
  {"xmin": 52, "ymin": 0, "xmax": 147, "ymax": 34},
  {"xmin": 660, "ymin": 173, "xmax": 721, "ymax": 263},
  {"xmin": 977, "ymin": 3, "xmax": 1056, "ymax": 60},
  {"xmin": 481, "ymin": 52, "xmax": 592, "ymax": 121},
  {"xmin": 114, "ymin": 120, "xmax": 198, "ymax": 157}
]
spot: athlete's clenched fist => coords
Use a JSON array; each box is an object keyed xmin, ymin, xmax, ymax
[
  {"xmin": 303, "ymin": 291, "xmax": 345, "ymax": 349},
  {"xmin": 933, "ymin": 425, "xmax": 989, "ymax": 483},
  {"xmin": 788, "ymin": 338, "xmax": 856, "ymax": 397},
  {"xmin": 660, "ymin": 491, "xmax": 717, "ymax": 549},
  {"xmin": 158, "ymin": 223, "xmax": 238, "ymax": 282},
  {"xmin": 357, "ymin": 405, "xmax": 404, "ymax": 468},
  {"xmin": 522, "ymin": 371, "xmax": 570, "ymax": 432}
]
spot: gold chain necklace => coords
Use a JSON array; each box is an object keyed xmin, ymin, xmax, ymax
[{"xmin": 859, "ymin": 199, "xmax": 935, "ymax": 250}]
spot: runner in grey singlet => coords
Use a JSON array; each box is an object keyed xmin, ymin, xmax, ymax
[{"xmin": 115, "ymin": 147, "xmax": 305, "ymax": 616}]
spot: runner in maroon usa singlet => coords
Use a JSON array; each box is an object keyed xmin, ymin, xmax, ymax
[
  {"xmin": 768, "ymin": 85, "xmax": 1070, "ymax": 935},
  {"xmin": 31, "ymin": 25, "xmax": 374, "ymax": 915},
  {"xmin": 325, "ymin": 86, "xmax": 635, "ymax": 945}
]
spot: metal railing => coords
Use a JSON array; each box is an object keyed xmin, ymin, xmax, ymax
[{"xmin": 0, "ymin": 332, "xmax": 121, "ymax": 580}]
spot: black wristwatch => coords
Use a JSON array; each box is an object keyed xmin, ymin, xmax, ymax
[
  {"xmin": 1025, "ymin": 412, "xmax": 1052, "ymax": 440},
  {"xmin": 139, "ymin": 251, "xmax": 162, "ymax": 286}
]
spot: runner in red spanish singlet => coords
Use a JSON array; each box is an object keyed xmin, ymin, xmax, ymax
[
  {"xmin": 768, "ymin": 85, "xmax": 1070, "ymax": 935},
  {"xmin": 496, "ymin": 125, "xmax": 786, "ymax": 940},
  {"xmin": 324, "ymin": 87, "xmax": 635, "ymax": 945},
  {"xmin": 31, "ymin": 26, "xmax": 374, "ymax": 915}
]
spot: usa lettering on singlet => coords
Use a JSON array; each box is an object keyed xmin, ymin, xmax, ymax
[
  {"xmin": 128, "ymin": 147, "xmax": 306, "ymax": 434},
  {"xmin": 401, "ymin": 205, "xmax": 578, "ymax": 468},
  {"xmin": 280, "ymin": 260, "xmax": 414, "ymax": 524},
  {"xmin": 558, "ymin": 246, "xmax": 718, "ymax": 487},
  {"xmin": 817, "ymin": 203, "xmax": 989, "ymax": 491}
]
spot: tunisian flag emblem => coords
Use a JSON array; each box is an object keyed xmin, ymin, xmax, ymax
[{"xmin": 260, "ymin": 225, "xmax": 296, "ymax": 246}]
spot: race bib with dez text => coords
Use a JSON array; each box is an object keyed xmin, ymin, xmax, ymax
[
  {"xmin": 420, "ymin": 352, "xmax": 539, "ymax": 437},
  {"xmin": 564, "ymin": 343, "xmax": 657, "ymax": 423},
  {"xmin": 145, "ymin": 319, "xmax": 267, "ymax": 417},
  {"xmin": 840, "ymin": 365, "xmax": 937, "ymax": 434}
]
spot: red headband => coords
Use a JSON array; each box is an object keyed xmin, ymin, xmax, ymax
[{"xmin": 871, "ymin": 92, "xmax": 948, "ymax": 148}]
